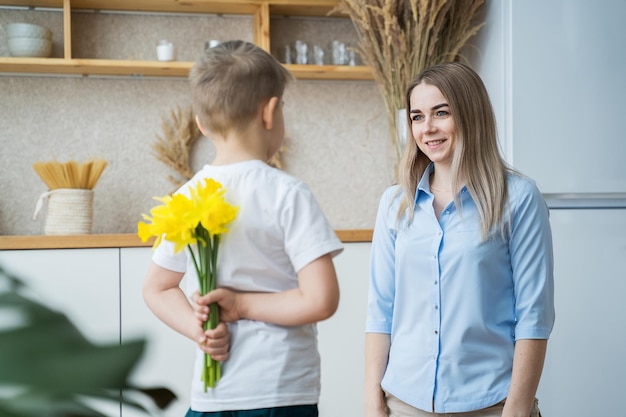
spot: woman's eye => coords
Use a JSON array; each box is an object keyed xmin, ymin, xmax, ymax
[
  {"xmin": 411, "ymin": 114, "xmax": 424, "ymax": 122},
  {"xmin": 435, "ymin": 110, "xmax": 449, "ymax": 117}
]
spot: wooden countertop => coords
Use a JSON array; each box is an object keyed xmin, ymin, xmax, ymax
[{"xmin": 0, "ymin": 230, "xmax": 373, "ymax": 250}]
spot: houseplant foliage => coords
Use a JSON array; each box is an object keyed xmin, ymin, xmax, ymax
[
  {"xmin": 0, "ymin": 265, "xmax": 176, "ymax": 417},
  {"xmin": 333, "ymin": 0, "xmax": 485, "ymax": 168}
]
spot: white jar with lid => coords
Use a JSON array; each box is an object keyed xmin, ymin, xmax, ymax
[{"xmin": 156, "ymin": 40, "xmax": 175, "ymax": 61}]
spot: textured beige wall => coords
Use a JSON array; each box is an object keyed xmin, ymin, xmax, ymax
[{"xmin": 0, "ymin": 9, "xmax": 394, "ymax": 236}]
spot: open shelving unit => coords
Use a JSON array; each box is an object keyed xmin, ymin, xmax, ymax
[{"xmin": 0, "ymin": 0, "xmax": 374, "ymax": 80}]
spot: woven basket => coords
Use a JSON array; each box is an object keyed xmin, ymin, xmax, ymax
[{"xmin": 44, "ymin": 189, "xmax": 94, "ymax": 235}]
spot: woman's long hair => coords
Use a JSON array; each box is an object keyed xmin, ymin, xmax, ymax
[{"xmin": 397, "ymin": 62, "xmax": 510, "ymax": 239}]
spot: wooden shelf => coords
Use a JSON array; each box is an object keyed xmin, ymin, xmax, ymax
[
  {"xmin": 286, "ymin": 64, "xmax": 372, "ymax": 80},
  {"xmin": 1, "ymin": 0, "xmax": 64, "ymax": 8},
  {"xmin": 269, "ymin": 0, "xmax": 341, "ymax": 17},
  {"xmin": 0, "ymin": 57, "xmax": 191, "ymax": 77},
  {"xmin": 0, "ymin": 57, "xmax": 372, "ymax": 79},
  {"xmin": 0, "ymin": 234, "xmax": 152, "ymax": 249},
  {"xmin": 0, "ymin": 230, "xmax": 373, "ymax": 250},
  {"xmin": 1, "ymin": 0, "xmax": 258, "ymax": 14},
  {"xmin": 0, "ymin": 0, "xmax": 342, "ymax": 16},
  {"xmin": 0, "ymin": 0, "xmax": 371, "ymax": 79}
]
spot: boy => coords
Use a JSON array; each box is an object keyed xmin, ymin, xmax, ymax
[{"xmin": 142, "ymin": 40, "xmax": 343, "ymax": 417}]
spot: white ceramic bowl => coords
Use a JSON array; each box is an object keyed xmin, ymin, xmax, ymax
[
  {"xmin": 6, "ymin": 22, "xmax": 52, "ymax": 40},
  {"xmin": 7, "ymin": 37, "xmax": 52, "ymax": 57}
]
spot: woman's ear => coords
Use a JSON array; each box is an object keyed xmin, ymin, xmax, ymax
[
  {"xmin": 195, "ymin": 115, "xmax": 210, "ymax": 136},
  {"xmin": 261, "ymin": 97, "xmax": 279, "ymax": 130}
]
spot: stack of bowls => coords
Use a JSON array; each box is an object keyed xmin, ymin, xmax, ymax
[{"xmin": 6, "ymin": 22, "xmax": 52, "ymax": 58}]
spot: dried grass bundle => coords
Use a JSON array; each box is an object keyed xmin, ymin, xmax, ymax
[
  {"xmin": 152, "ymin": 105, "xmax": 201, "ymax": 187},
  {"xmin": 333, "ymin": 0, "xmax": 485, "ymax": 165},
  {"xmin": 33, "ymin": 159, "xmax": 107, "ymax": 190},
  {"xmin": 268, "ymin": 144, "xmax": 287, "ymax": 170}
]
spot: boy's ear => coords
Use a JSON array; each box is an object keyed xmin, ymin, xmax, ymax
[
  {"xmin": 195, "ymin": 115, "xmax": 210, "ymax": 136},
  {"xmin": 261, "ymin": 97, "xmax": 279, "ymax": 130}
]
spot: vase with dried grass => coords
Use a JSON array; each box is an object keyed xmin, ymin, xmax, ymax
[
  {"xmin": 332, "ymin": 0, "xmax": 485, "ymax": 175},
  {"xmin": 32, "ymin": 159, "xmax": 107, "ymax": 235}
]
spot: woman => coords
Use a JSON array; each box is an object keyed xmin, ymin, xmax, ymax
[{"xmin": 365, "ymin": 62, "xmax": 554, "ymax": 417}]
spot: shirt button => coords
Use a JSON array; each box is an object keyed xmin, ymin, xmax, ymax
[
  {"xmin": 434, "ymin": 330, "xmax": 438, "ymax": 334},
  {"xmin": 434, "ymin": 305, "xmax": 439, "ymax": 310},
  {"xmin": 434, "ymin": 280, "xmax": 438, "ymax": 285}
]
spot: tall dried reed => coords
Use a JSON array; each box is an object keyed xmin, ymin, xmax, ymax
[
  {"xmin": 153, "ymin": 105, "xmax": 201, "ymax": 188},
  {"xmin": 333, "ymin": 0, "xmax": 485, "ymax": 166}
]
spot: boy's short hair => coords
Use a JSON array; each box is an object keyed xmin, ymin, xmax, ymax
[{"xmin": 189, "ymin": 40, "xmax": 293, "ymax": 137}]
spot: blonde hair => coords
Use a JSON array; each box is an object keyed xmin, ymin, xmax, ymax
[
  {"xmin": 398, "ymin": 61, "xmax": 511, "ymax": 239},
  {"xmin": 189, "ymin": 40, "xmax": 293, "ymax": 137}
]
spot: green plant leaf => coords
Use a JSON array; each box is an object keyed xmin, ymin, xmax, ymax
[
  {"xmin": 0, "ymin": 391, "xmax": 108, "ymax": 417},
  {"xmin": 129, "ymin": 387, "xmax": 177, "ymax": 410},
  {"xmin": 0, "ymin": 292, "xmax": 145, "ymax": 392},
  {"xmin": 0, "ymin": 265, "xmax": 177, "ymax": 416}
]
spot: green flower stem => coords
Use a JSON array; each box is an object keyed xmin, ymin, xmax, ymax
[{"xmin": 191, "ymin": 225, "xmax": 222, "ymax": 391}]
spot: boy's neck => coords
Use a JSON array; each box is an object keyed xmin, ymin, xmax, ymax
[
  {"xmin": 211, "ymin": 129, "xmax": 270, "ymax": 166},
  {"xmin": 211, "ymin": 152, "xmax": 265, "ymax": 166}
]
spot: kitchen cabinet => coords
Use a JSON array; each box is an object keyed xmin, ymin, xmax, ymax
[
  {"xmin": 0, "ymin": 0, "xmax": 373, "ymax": 80},
  {"xmin": 120, "ymin": 247, "xmax": 195, "ymax": 417},
  {"xmin": 0, "ymin": 241, "xmax": 371, "ymax": 416},
  {"xmin": 0, "ymin": 248, "xmax": 123, "ymax": 415},
  {"xmin": 0, "ymin": 248, "xmax": 120, "ymax": 344}
]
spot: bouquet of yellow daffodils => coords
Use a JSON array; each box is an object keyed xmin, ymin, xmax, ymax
[{"xmin": 138, "ymin": 178, "xmax": 238, "ymax": 390}]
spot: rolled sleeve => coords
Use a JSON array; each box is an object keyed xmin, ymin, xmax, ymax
[
  {"xmin": 509, "ymin": 179, "xmax": 555, "ymax": 340},
  {"xmin": 366, "ymin": 187, "xmax": 398, "ymax": 334}
]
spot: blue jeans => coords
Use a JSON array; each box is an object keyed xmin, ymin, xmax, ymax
[{"xmin": 185, "ymin": 404, "xmax": 318, "ymax": 417}]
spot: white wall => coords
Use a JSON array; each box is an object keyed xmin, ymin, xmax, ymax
[{"xmin": 463, "ymin": 0, "xmax": 511, "ymax": 160}]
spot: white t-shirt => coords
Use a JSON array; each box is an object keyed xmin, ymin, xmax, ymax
[{"xmin": 152, "ymin": 160, "xmax": 344, "ymax": 412}]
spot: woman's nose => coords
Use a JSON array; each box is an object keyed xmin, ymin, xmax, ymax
[{"xmin": 422, "ymin": 118, "xmax": 436, "ymax": 133}]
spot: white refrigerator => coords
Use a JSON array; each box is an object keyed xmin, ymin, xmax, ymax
[{"xmin": 505, "ymin": 1, "xmax": 626, "ymax": 415}]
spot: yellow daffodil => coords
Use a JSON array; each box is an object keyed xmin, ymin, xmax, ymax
[
  {"xmin": 137, "ymin": 178, "xmax": 238, "ymax": 390},
  {"xmin": 191, "ymin": 178, "xmax": 238, "ymax": 240}
]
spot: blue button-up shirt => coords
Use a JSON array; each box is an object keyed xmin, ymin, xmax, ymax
[{"xmin": 366, "ymin": 165, "xmax": 555, "ymax": 413}]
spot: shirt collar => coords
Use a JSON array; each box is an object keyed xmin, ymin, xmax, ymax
[
  {"xmin": 415, "ymin": 163, "xmax": 470, "ymax": 203},
  {"xmin": 416, "ymin": 163, "xmax": 435, "ymax": 202}
]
